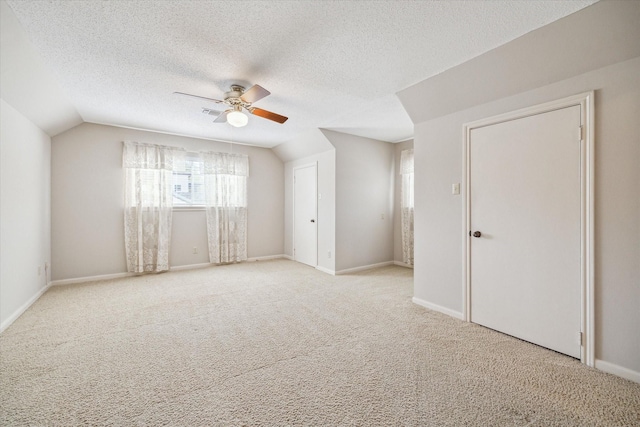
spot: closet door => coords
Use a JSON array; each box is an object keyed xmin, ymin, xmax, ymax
[
  {"xmin": 293, "ymin": 163, "xmax": 317, "ymax": 267},
  {"xmin": 469, "ymin": 105, "xmax": 582, "ymax": 358}
]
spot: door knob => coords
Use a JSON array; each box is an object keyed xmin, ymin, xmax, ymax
[
  {"xmin": 473, "ymin": 231, "xmax": 481, "ymax": 238},
  {"xmin": 310, "ymin": 219, "xmax": 315, "ymax": 223}
]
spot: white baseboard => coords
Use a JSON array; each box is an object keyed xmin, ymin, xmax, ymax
[
  {"xmin": 0, "ymin": 282, "xmax": 51, "ymax": 333},
  {"xmin": 51, "ymin": 272, "xmax": 133, "ymax": 286},
  {"xmin": 315, "ymin": 265, "xmax": 336, "ymax": 275},
  {"xmin": 52, "ymin": 256, "xmax": 290, "ymax": 286},
  {"xmin": 595, "ymin": 359, "xmax": 640, "ymax": 384},
  {"xmin": 170, "ymin": 262, "xmax": 211, "ymax": 271},
  {"xmin": 393, "ymin": 261, "xmax": 414, "ymax": 269},
  {"xmin": 247, "ymin": 254, "xmax": 288, "ymax": 262},
  {"xmin": 412, "ymin": 297, "xmax": 464, "ymax": 320},
  {"xmin": 335, "ymin": 261, "xmax": 395, "ymax": 275},
  {"xmin": 174, "ymin": 255, "xmax": 289, "ymax": 269},
  {"xmin": 281, "ymin": 254, "xmax": 293, "ymax": 261}
]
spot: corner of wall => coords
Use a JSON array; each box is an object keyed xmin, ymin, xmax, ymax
[
  {"xmin": 321, "ymin": 130, "xmax": 395, "ymax": 272},
  {"xmin": 1, "ymin": 98, "xmax": 52, "ymax": 330}
]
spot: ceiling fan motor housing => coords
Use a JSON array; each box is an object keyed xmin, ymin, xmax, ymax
[{"xmin": 225, "ymin": 85, "xmax": 250, "ymax": 109}]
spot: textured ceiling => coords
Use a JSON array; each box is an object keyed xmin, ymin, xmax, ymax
[{"xmin": 6, "ymin": 0, "xmax": 597, "ymax": 148}]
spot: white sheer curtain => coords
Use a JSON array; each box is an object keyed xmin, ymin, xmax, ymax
[
  {"xmin": 400, "ymin": 149, "xmax": 414, "ymax": 266},
  {"xmin": 123, "ymin": 141, "xmax": 184, "ymax": 273},
  {"xmin": 202, "ymin": 152, "xmax": 249, "ymax": 264}
]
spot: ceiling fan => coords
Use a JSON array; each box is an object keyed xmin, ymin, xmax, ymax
[{"xmin": 174, "ymin": 84, "xmax": 288, "ymax": 127}]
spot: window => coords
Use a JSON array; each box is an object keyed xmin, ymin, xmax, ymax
[
  {"xmin": 171, "ymin": 152, "xmax": 248, "ymax": 209},
  {"xmin": 400, "ymin": 149, "xmax": 414, "ymax": 265},
  {"xmin": 400, "ymin": 149, "xmax": 414, "ymax": 208},
  {"xmin": 172, "ymin": 154, "xmax": 205, "ymax": 207},
  {"xmin": 403, "ymin": 172, "xmax": 414, "ymax": 209},
  {"xmin": 205, "ymin": 174, "xmax": 247, "ymax": 208}
]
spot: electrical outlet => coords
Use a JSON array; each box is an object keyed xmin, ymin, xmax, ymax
[
  {"xmin": 381, "ymin": 213, "xmax": 385, "ymax": 220},
  {"xmin": 328, "ymin": 250, "xmax": 331, "ymax": 259},
  {"xmin": 192, "ymin": 247, "xmax": 198, "ymax": 254}
]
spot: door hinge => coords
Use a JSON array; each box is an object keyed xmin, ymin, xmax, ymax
[
  {"xmin": 578, "ymin": 125, "xmax": 584, "ymax": 142},
  {"xmin": 577, "ymin": 332, "xmax": 583, "ymax": 346}
]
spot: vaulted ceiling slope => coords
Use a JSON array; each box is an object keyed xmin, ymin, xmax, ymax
[
  {"xmin": 3, "ymin": 0, "xmax": 597, "ymax": 147},
  {"xmin": 399, "ymin": 0, "xmax": 640, "ymax": 124}
]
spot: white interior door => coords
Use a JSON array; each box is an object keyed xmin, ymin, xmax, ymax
[
  {"xmin": 469, "ymin": 105, "xmax": 582, "ymax": 358},
  {"xmin": 294, "ymin": 164, "xmax": 317, "ymax": 267}
]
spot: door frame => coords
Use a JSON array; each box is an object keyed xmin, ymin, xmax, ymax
[
  {"xmin": 292, "ymin": 162, "xmax": 318, "ymax": 267},
  {"xmin": 461, "ymin": 92, "xmax": 594, "ymax": 366}
]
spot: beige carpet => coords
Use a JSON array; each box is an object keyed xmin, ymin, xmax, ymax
[{"xmin": 1, "ymin": 259, "xmax": 638, "ymax": 426}]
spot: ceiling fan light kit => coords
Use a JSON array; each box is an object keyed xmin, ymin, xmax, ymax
[
  {"xmin": 175, "ymin": 84, "xmax": 288, "ymax": 128},
  {"xmin": 227, "ymin": 107, "xmax": 248, "ymax": 127}
]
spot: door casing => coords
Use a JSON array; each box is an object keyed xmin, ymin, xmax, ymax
[{"xmin": 462, "ymin": 92, "xmax": 594, "ymax": 366}]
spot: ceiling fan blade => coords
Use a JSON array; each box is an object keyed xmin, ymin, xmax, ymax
[
  {"xmin": 249, "ymin": 107, "xmax": 288, "ymax": 124},
  {"xmin": 240, "ymin": 84, "xmax": 270, "ymax": 103},
  {"xmin": 202, "ymin": 108, "xmax": 223, "ymax": 116},
  {"xmin": 213, "ymin": 110, "xmax": 229, "ymax": 123},
  {"xmin": 174, "ymin": 92, "xmax": 225, "ymax": 104}
]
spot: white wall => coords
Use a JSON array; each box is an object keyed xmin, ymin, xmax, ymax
[
  {"xmin": 323, "ymin": 130, "xmax": 395, "ymax": 272},
  {"xmin": 51, "ymin": 123, "xmax": 284, "ymax": 280},
  {"xmin": 393, "ymin": 140, "xmax": 413, "ymax": 263},
  {"xmin": 0, "ymin": 99, "xmax": 51, "ymax": 329},
  {"xmin": 283, "ymin": 150, "xmax": 336, "ymax": 273},
  {"xmin": 410, "ymin": 58, "xmax": 640, "ymax": 374}
]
